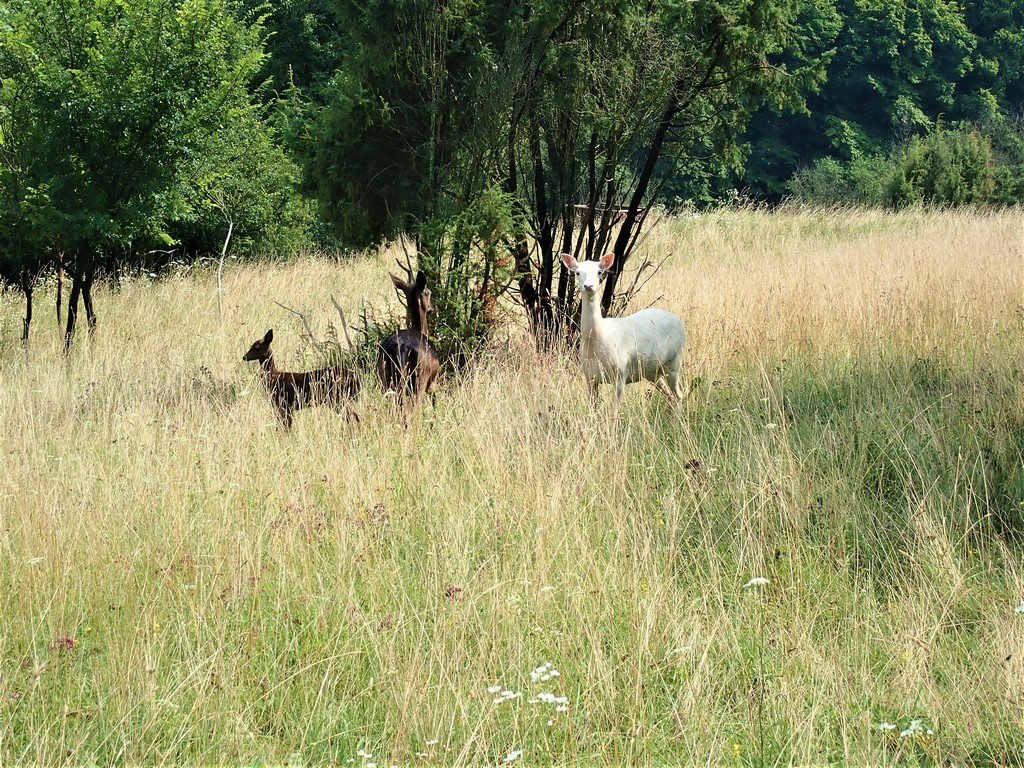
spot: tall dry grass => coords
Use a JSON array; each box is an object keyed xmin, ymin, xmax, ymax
[{"xmin": 1, "ymin": 208, "xmax": 1022, "ymax": 766}]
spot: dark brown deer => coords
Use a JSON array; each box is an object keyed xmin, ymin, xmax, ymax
[
  {"xmin": 243, "ymin": 329, "xmax": 360, "ymax": 429},
  {"xmin": 377, "ymin": 270, "xmax": 440, "ymax": 418}
]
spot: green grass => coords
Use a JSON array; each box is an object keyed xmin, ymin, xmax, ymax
[{"xmin": 1, "ymin": 208, "xmax": 1022, "ymax": 765}]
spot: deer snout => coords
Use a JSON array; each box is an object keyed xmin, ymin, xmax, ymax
[{"xmin": 583, "ymin": 284, "xmax": 597, "ymax": 293}]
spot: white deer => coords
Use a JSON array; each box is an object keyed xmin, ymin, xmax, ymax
[{"xmin": 561, "ymin": 251, "xmax": 687, "ymax": 410}]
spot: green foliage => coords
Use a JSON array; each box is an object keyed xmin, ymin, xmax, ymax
[
  {"xmin": 789, "ymin": 155, "xmax": 892, "ymax": 207},
  {"xmin": 16, "ymin": 0, "xmax": 271, "ymax": 253},
  {"xmin": 416, "ymin": 187, "xmax": 522, "ymax": 362},
  {"xmin": 235, "ymin": 0, "xmax": 342, "ymax": 95},
  {"xmin": 171, "ymin": 108, "xmax": 314, "ymax": 259},
  {"xmin": 791, "ymin": 122, "xmax": 1023, "ymax": 208},
  {"xmin": 741, "ymin": 0, "xmax": 1024, "ymax": 200},
  {"xmin": 886, "ymin": 126, "xmax": 996, "ymax": 207}
]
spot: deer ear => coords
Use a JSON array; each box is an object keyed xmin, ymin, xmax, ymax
[
  {"xmin": 598, "ymin": 252, "xmax": 615, "ymax": 271},
  {"xmin": 415, "ymin": 270, "xmax": 427, "ymax": 291},
  {"xmin": 560, "ymin": 252, "xmax": 578, "ymax": 271},
  {"xmin": 390, "ymin": 273, "xmax": 410, "ymax": 290},
  {"xmin": 263, "ymin": 329, "xmax": 273, "ymax": 345}
]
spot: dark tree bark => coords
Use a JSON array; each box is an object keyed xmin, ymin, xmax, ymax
[
  {"xmin": 20, "ymin": 274, "xmax": 32, "ymax": 343},
  {"xmin": 55, "ymin": 254, "xmax": 64, "ymax": 325},
  {"xmin": 82, "ymin": 273, "xmax": 97, "ymax": 334},
  {"xmin": 529, "ymin": 116, "xmax": 556, "ymax": 345},
  {"xmin": 64, "ymin": 273, "xmax": 82, "ymax": 353}
]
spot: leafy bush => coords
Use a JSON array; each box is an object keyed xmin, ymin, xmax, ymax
[
  {"xmin": 981, "ymin": 112, "xmax": 1024, "ymax": 205},
  {"xmin": 790, "ymin": 122, "xmax": 1021, "ymax": 208},
  {"xmin": 885, "ymin": 126, "xmax": 996, "ymax": 207},
  {"xmin": 417, "ymin": 186, "xmax": 522, "ymax": 367},
  {"xmin": 790, "ymin": 154, "xmax": 892, "ymax": 206}
]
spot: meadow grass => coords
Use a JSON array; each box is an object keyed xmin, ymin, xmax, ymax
[{"xmin": 0, "ymin": 207, "xmax": 1022, "ymax": 766}]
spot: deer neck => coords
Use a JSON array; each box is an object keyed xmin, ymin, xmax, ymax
[
  {"xmin": 411, "ymin": 303, "xmax": 428, "ymax": 338},
  {"xmin": 579, "ymin": 290, "xmax": 604, "ymax": 342},
  {"xmin": 259, "ymin": 354, "xmax": 279, "ymax": 384}
]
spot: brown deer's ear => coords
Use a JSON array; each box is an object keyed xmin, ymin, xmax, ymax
[
  {"xmin": 415, "ymin": 270, "xmax": 427, "ymax": 291},
  {"xmin": 598, "ymin": 251, "xmax": 615, "ymax": 271},
  {"xmin": 263, "ymin": 329, "xmax": 273, "ymax": 345},
  {"xmin": 390, "ymin": 273, "xmax": 411, "ymax": 290}
]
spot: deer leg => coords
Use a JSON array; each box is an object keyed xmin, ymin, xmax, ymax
[
  {"xmin": 613, "ymin": 377, "xmax": 626, "ymax": 414},
  {"xmin": 277, "ymin": 403, "xmax": 293, "ymax": 430},
  {"xmin": 656, "ymin": 373, "xmax": 681, "ymax": 412},
  {"xmin": 669, "ymin": 359, "xmax": 687, "ymax": 407}
]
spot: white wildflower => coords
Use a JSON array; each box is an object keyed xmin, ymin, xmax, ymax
[
  {"xmin": 425, "ymin": 739, "xmax": 439, "ymax": 747},
  {"xmin": 502, "ymin": 748, "xmax": 523, "ymax": 763},
  {"xmin": 487, "ymin": 685, "xmax": 502, "ymax": 694},
  {"xmin": 26, "ymin": 556, "xmax": 43, "ymax": 565},
  {"xmin": 742, "ymin": 577, "xmax": 770, "ymax": 589},
  {"xmin": 1015, "ymin": 600, "xmax": 1024, "ymax": 614},
  {"xmin": 900, "ymin": 719, "xmax": 925, "ymax": 739},
  {"xmin": 878, "ymin": 722, "xmax": 897, "ymax": 732},
  {"xmin": 493, "ymin": 689, "xmax": 520, "ymax": 705},
  {"xmin": 530, "ymin": 662, "xmax": 558, "ymax": 683}
]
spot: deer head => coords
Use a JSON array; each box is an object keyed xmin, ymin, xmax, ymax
[
  {"xmin": 391, "ymin": 270, "xmax": 434, "ymax": 332},
  {"xmin": 243, "ymin": 329, "xmax": 274, "ymax": 362},
  {"xmin": 561, "ymin": 251, "xmax": 614, "ymax": 295}
]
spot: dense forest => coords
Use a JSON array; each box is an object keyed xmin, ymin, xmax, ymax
[{"xmin": 2, "ymin": 0, "xmax": 1022, "ymax": 348}]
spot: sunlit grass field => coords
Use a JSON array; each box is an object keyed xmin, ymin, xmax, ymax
[{"xmin": 1, "ymin": 208, "xmax": 1022, "ymax": 766}]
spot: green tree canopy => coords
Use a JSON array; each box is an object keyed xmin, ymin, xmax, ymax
[
  {"xmin": 0, "ymin": 0, "xmax": 309, "ymax": 345},
  {"xmin": 743, "ymin": 0, "xmax": 1024, "ymax": 199}
]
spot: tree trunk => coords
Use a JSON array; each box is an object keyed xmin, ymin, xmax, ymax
[
  {"xmin": 64, "ymin": 274, "xmax": 82, "ymax": 353},
  {"xmin": 21, "ymin": 275, "xmax": 32, "ymax": 343},
  {"xmin": 55, "ymin": 254, "xmax": 64, "ymax": 325},
  {"xmin": 529, "ymin": 117, "xmax": 556, "ymax": 347},
  {"xmin": 82, "ymin": 273, "xmax": 97, "ymax": 334}
]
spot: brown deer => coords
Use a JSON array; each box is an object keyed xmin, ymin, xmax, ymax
[
  {"xmin": 243, "ymin": 329, "xmax": 360, "ymax": 429},
  {"xmin": 377, "ymin": 270, "xmax": 441, "ymax": 418}
]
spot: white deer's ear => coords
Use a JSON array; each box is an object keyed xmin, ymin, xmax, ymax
[
  {"xmin": 598, "ymin": 252, "xmax": 615, "ymax": 271},
  {"xmin": 560, "ymin": 252, "xmax": 578, "ymax": 271}
]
